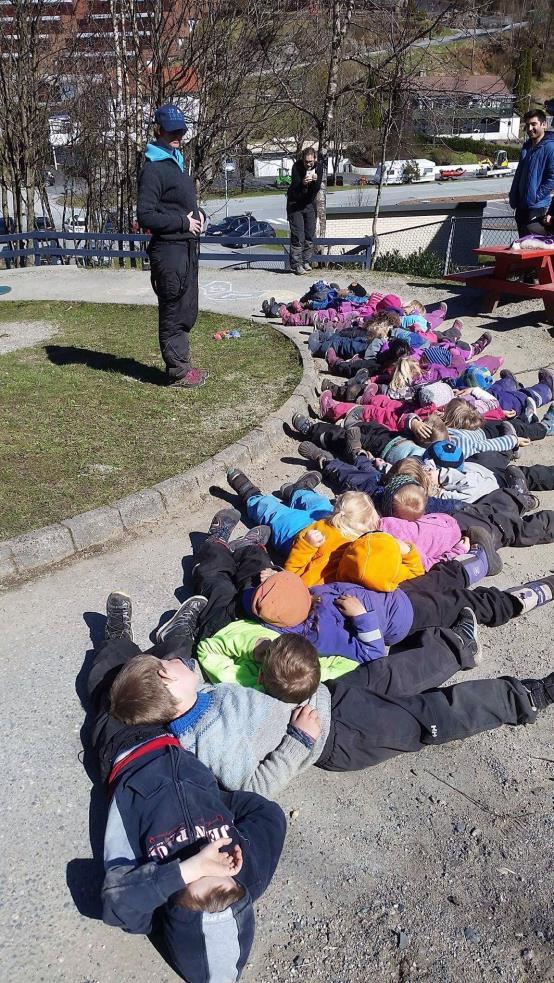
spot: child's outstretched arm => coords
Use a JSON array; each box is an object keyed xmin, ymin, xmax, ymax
[
  {"xmin": 236, "ymin": 705, "xmax": 322, "ymax": 799},
  {"xmin": 397, "ymin": 540, "xmax": 425, "ymax": 581}
]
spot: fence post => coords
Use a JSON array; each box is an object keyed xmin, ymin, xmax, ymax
[
  {"xmin": 32, "ymin": 234, "xmax": 41, "ymax": 267},
  {"xmin": 364, "ymin": 237, "xmax": 374, "ymax": 271},
  {"xmin": 444, "ymin": 217, "xmax": 455, "ymax": 276}
]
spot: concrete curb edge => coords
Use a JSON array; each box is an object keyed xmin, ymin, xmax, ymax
[{"xmin": 0, "ymin": 320, "xmax": 317, "ymax": 587}]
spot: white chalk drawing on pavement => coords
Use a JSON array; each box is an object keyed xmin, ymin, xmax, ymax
[{"xmin": 200, "ymin": 279, "xmax": 267, "ymax": 300}]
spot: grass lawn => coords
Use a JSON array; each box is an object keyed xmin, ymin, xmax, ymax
[{"xmin": 0, "ymin": 301, "xmax": 301, "ymax": 539}]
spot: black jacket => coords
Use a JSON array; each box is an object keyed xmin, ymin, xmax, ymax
[
  {"xmin": 137, "ymin": 141, "xmax": 202, "ymax": 242},
  {"xmin": 90, "ymin": 638, "xmax": 286, "ymax": 983},
  {"xmin": 287, "ymin": 159, "xmax": 324, "ymax": 211}
]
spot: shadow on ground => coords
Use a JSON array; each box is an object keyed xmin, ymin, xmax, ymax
[{"xmin": 45, "ymin": 344, "xmax": 167, "ymax": 386}]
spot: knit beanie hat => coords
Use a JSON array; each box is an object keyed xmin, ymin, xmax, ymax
[
  {"xmin": 379, "ymin": 475, "xmax": 421, "ymax": 517},
  {"xmin": 423, "ymin": 439, "xmax": 465, "ymax": 472},
  {"xmin": 457, "ymin": 366, "xmax": 493, "ymax": 390},
  {"xmin": 376, "ymin": 293, "xmax": 403, "ymax": 312},
  {"xmin": 422, "ymin": 345, "xmax": 452, "ymax": 367},
  {"xmin": 251, "ymin": 571, "xmax": 312, "ymax": 627},
  {"xmin": 418, "ymin": 381, "xmax": 454, "ymax": 407}
]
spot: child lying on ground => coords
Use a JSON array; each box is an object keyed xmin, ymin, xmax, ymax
[
  {"xmin": 226, "ymin": 469, "xmax": 425, "ymax": 589},
  {"xmin": 104, "ymin": 586, "xmax": 554, "ymax": 799},
  {"xmin": 87, "ymin": 593, "xmax": 286, "ymax": 983}
]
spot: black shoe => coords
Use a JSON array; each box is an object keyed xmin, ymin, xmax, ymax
[
  {"xmin": 321, "ymin": 379, "xmax": 340, "ymax": 396},
  {"xmin": 500, "ymin": 369, "xmax": 518, "ymax": 384},
  {"xmin": 439, "ymin": 327, "xmax": 460, "ymax": 343},
  {"xmin": 468, "ymin": 526, "xmax": 503, "ymax": 576},
  {"xmin": 520, "ymin": 672, "xmax": 554, "ymax": 711},
  {"xmin": 227, "ymin": 468, "xmax": 261, "ymax": 500},
  {"xmin": 539, "ymin": 367, "xmax": 554, "ymax": 396},
  {"xmin": 504, "ymin": 465, "xmax": 530, "ymax": 499},
  {"xmin": 229, "ymin": 525, "xmax": 272, "ymax": 551},
  {"xmin": 106, "ymin": 591, "xmax": 133, "ymax": 641},
  {"xmin": 451, "ymin": 607, "xmax": 482, "ymax": 667},
  {"xmin": 207, "ymin": 507, "xmax": 241, "ymax": 542},
  {"xmin": 298, "ymin": 440, "xmax": 334, "ymax": 466},
  {"xmin": 156, "ymin": 595, "xmax": 208, "ymax": 648},
  {"xmin": 292, "ymin": 412, "xmax": 313, "ymax": 437},
  {"xmin": 345, "ymin": 425, "xmax": 363, "ymax": 463},
  {"xmin": 520, "ymin": 493, "xmax": 541, "ymax": 514},
  {"xmin": 344, "ymin": 380, "xmax": 365, "ymax": 403},
  {"xmin": 280, "ymin": 471, "xmax": 320, "ymax": 501},
  {"xmin": 261, "ymin": 300, "xmax": 270, "ymax": 316}
]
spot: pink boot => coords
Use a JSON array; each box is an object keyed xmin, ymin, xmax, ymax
[{"xmin": 358, "ymin": 383, "xmax": 379, "ymax": 404}]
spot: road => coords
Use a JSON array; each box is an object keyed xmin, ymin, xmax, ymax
[{"xmin": 204, "ymin": 176, "xmax": 515, "ymax": 225}]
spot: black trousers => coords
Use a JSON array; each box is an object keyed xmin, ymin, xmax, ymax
[
  {"xmin": 288, "ymin": 204, "xmax": 317, "ymax": 269},
  {"xmin": 522, "ymin": 464, "xmax": 554, "ymax": 491},
  {"xmin": 482, "ymin": 418, "xmax": 546, "ymax": 442},
  {"xmin": 191, "ymin": 539, "xmax": 272, "ymax": 644},
  {"xmin": 468, "ymin": 451, "xmax": 554, "ymax": 493},
  {"xmin": 330, "ymin": 356, "xmax": 380, "ymax": 378},
  {"xmin": 148, "ymin": 238, "xmax": 199, "ymax": 380},
  {"xmin": 514, "ymin": 206, "xmax": 546, "ymax": 237},
  {"xmin": 455, "ymin": 488, "xmax": 554, "ymax": 548},
  {"xmin": 317, "ymin": 666, "xmax": 536, "ymax": 771},
  {"xmin": 311, "ymin": 420, "xmax": 391, "ymax": 457},
  {"xmin": 403, "ymin": 560, "xmax": 520, "ymax": 630}
]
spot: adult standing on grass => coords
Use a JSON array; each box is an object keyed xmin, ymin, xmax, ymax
[
  {"xmin": 509, "ymin": 109, "xmax": 554, "ymax": 245},
  {"xmin": 286, "ymin": 147, "xmax": 323, "ymax": 275},
  {"xmin": 137, "ymin": 104, "xmax": 208, "ymax": 389}
]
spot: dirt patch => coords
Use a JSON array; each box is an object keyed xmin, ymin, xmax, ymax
[{"xmin": 0, "ymin": 319, "xmax": 58, "ymax": 354}]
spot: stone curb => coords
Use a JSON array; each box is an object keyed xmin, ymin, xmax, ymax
[{"xmin": 0, "ymin": 320, "xmax": 317, "ymax": 587}]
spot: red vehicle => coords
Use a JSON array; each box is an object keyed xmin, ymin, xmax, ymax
[{"xmin": 438, "ymin": 167, "xmax": 466, "ymax": 181}]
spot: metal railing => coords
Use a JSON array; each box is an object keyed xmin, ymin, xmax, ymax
[{"xmin": 0, "ymin": 231, "xmax": 374, "ymax": 271}]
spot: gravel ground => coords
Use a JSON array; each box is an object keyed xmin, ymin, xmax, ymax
[
  {"xmin": 0, "ymin": 319, "xmax": 58, "ymax": 353},
  {"xmin": 0, "ymin": 279, "xmax": 553, "ymax": 983}
]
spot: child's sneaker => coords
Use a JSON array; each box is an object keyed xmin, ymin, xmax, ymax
[
  {"xmin": 524, "ymin": 395, "xmax": 538, "ymax": 423},
  {"xmin": 229, "ymin": 525, "xmax": 272, "ymax": 551},
  {"xmin": 359, "ymin": 382, "xmax": 379, "ymax": 404},
  {"xmin": 325, "ymin": 347, "xmax": 338, "ymax": 368},
  {"xmin": 298, "ymin": 440, "xmax": 334, "ymax": 467},
  {"xmin": 106, "ymin": 591, "xmax": 133, "ymax": 641},
  {"xmin": 207, "ymin": 508, "xmax": 241, "ymax": 543},
  {"xmin": 521, "ymin": 671, "xmax": 554, "ymax": 711},
  {"xmin": 451, "ymin": 607, "xmax": 482, "ymax": 666},
  {"xmin": 344, "ymin": 405, "xmax": 365, "ymax": 428},
  {"xmin": 539, "ymin": 367, "xmax": 554, "ymax": 396},
  {"xmin": 345, "ymin": 425, "xmax": 363, "ymax": 462},
  {"xmin": 500, "ymin": 368, "xmax": 518, "ymax": 383},
  {"xmin": 156, "ymin": 595, "xmax": 208, "ymax": 648},
  {"xmin": 279, "ymin": 471, "xmax": 320, "ymax": 501},
  {"xmin": 292, "ymin": 412, "xmax": 314, "ymax": 437},
  {"xmin": 227, "ymin": 468, "xmax": 261, "ymax": 500},
  {"xmin": 319, "ymin": 390, "xmax": 335, "ymax": 418},
  {"xmin": 469, "ymin": 331, "xmax": 492, "ymax": 357}
]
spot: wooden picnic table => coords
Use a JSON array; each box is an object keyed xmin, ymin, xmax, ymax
[{"xmin": 445, "ymin": 244, "xmax": 554, "ymax": 320}]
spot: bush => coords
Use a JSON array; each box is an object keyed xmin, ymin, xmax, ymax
[
  {"xmin": 430, "ymin": 136, "xmax": 520, "ymax": 160},
  {"xmin": 372, "ymin": 248, "xmax": 444, "ymax": 277}
]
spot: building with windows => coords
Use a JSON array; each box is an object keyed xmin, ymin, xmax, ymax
[{"xmin": 412, "ymin": 74, "xmax": 520, "ymax": 142}]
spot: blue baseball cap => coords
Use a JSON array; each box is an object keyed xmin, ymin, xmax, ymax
[{"xmin": 154, "ymin": 104, "xmax": 188, "ymax": 133}]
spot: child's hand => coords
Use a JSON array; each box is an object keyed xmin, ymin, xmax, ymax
[
  {"xmin": 373, "ymin": 457, "xmax": 387, "ymax": 470},
  {"xmin": 290, "ymin": 704, "xmax": 321, "ymax": 741},
  {"xmin": 180, "ymin": 839, "xmax": 237, "ymax": 883},
  {"xmin": 259, "ymin": 567, "xmax": 276, "ymax": 583},
  {"xmin": 334, "ymin": 595, "xmax": 366, "ymax": 617},
  {"xmin": 504, "ymin": 409, "xmax": 517, "ymax": 418},
  {"xmin": 398, "ymin": 540, "xmax": 411, "ymax": 556},
  {"xmin": 517, "ymin": 437, "xmax": 531, "ymax": 447},
  {"xmin": 305, "ymin": 529, "xmax": 325, "ymax": 547},
  {"xmin": 460, "ymin": 536, "xmax": 470, "ymax": 551},
  {"xmin": 411, "ymin": 419, "xmax": 433, "ymax": 441}
]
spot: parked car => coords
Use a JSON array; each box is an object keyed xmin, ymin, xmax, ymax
[{"xmin": 206, "ymin": 214, "xmax": 276, "ymax": 247}]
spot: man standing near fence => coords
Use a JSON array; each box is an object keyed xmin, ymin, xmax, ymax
[
  {"xmin": 286, "ymin": 147, "xmax": 323, "ymax": 275},
  {"xmin": 509, "ymin": 109, "xmax": 554, "ymax": 270},
  {"xmin": 137, "ymin": 104, "xmax": 208, "ymax": 388}
]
